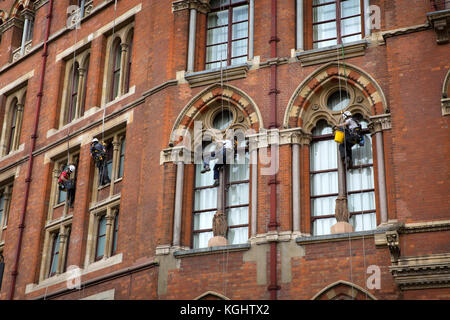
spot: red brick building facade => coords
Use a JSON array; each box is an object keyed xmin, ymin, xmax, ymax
[{"xmin": 0, "ymin": 0, "xmax": 449, "ymax": 301}]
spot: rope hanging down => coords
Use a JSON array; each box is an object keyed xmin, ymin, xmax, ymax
[{"xmin": 336, "ymin": 41, "xmax": 369, "ymax": 299}]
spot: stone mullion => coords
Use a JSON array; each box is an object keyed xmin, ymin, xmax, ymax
[
  {"xmin": 12, "ymin": 102, "xmax": 24, "ymax": 151},
  {"xmin": 103, "ymin": 208, "xmax": 115, "ymax": 259},
  {"xmin": 109, "ymin": 136, "xmax": 122, "ymax": 197},
  {"xmin": 56, "ymin": 226, "xmax": 69, "ymax": 274},
  {"xmin": 119, "ymin": 43, "xmax": 129, "ymax": 97},
  {"xmin": 76, "ymin": 67, "xmax": 87, "ymax": 119}
]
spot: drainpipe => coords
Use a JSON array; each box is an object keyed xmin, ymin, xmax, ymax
[
  {"xmin": 268, "ymin": 0, "xmax": 280, "ymax": 300},
  {"xmin": 8, "ymin": 0, "xmax": 54, "ymax": 300}
]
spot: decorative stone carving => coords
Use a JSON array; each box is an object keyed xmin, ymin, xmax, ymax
[
  {"xmin": 386, "ymin": 230, "xmax": 401, "ymax": 262},
  {"xmin": 368, "ymin": 113, "xmax": 391, "ymax": 134},
  {"xmin": 172, "ymin": 0, "xmax": 211, "ymax": 14},
  {"xmin": 335, "ymin": 196, "xmax": 349, "ymax": 222},
  {"xmin": 441, "ymin": 98, "xmax": 450, "ymax": 116},
  {"xmin": 212, "ymin": 210, "xmax": 228, "ymax": 238},
  {"xmin": 427, "ymin": 9, "xmax": 450, "ymax": 44}
]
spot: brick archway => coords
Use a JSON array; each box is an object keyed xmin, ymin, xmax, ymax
[
  {"xmin": 170, "ymin": 84, "xmax": 263, "ymax": 146},
  {"xmin": 284, "ymin": 62, "xmax": 388, "ymax": 129},
  {"xmin": 312, "ymin": 280, "xmax": 377, "ymax": 300}
]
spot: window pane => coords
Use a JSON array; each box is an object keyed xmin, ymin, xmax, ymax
[
  {"xmin": 341, "ymin": 16, "xmax": 361, "ymax": 36},
  {"xmin": 193, "ymin": 231, "xmax": 213, "ymax": 249},
  {"xmin": 342, "ymin": 34, "xmax": 362, "ymax": 44},
  {"xmin": 206, "ymin": 60, "xmax": 227, "ymax": 70},
  {"xmin": 231, "ymin": 56, "xmax": 248, "ymax": 65},
  {"xmin": 313, "ymin": 21, "xmax": 337, "ymax": 42},
  {"xmin": 313, "ymin": 0, "xmax": 335, "ymax": 5},
  {"xmin": 231, "ymin": 39, "xmax": 247, "ymax": 58},
  {"xmin": 350, "ymin": 134, "xmax": 373, "ymax": 166},
  {"xmin": 206, "ymin": 44, "xmax": 228, "ymax": 64},
  {"xmin": 227, "ymin": 206, "xmax": 248, "ymax": 226},
  {"xmin": 313, "ymin": 3, "xmax": 336, "ymax": 23},
  {"xmin": 232, "ymin": 5, "xmax": 248, "ymax": 23},
  {"xmin": 0, "ymin": 194, "xmax": 5, "ymax": 227},
  {"xmin": 310, "ymin": 172, "xmax": 338, "ymax": 196},
  {"xmin": 112, "ymin": 71, "xmax": 120, "ymax": 99},
  {"xmin": 194, "ymin": 211, "xmax": 215, "ymax": 230},
  {"xmin": 327, "ymin": 90, "xmax": 350, "ymax": 111},
  {"xmin": 232, "ymin": 21, "xmax": 248, "ymax": 40},
  {"xmin": 194, "ymin": 188, "xmax": 217, "ymax": 211},
  {"xmin": 113, "ymin": 214, "xmax": 119, "ymax": 253},
  {"xmin": 310, "ymin": 140, "xmax": 337, "ymax": 171},
  {"xmin": 227, "ymin": 183, "xmax": 249, "ymax": 206},
  {"xmin": 118, "ymin": 138, "xmax": 126, "ymax": 178},
  {"xmin": 311, "ymin": 196, "xmax": 337, "ymax": 217},
  {"xmin": 58, "ymin": 188, "xmax": 67, "ymax": 204},
  {"xmin": 208, "ymin": 10, "xmax": 228, "ymax": 28},
  {"xmin": 313, "ymin": 217, "xmax": 336, "ymax": 236},
  {"xmin": 314, "ymin": 39, "xmax": 338, "ymax": 49},
  {"xmin": 351, "ymin": 212, "xmax": 376, "ymax": 232},
  {"xmin": 96, "ymin": 235, "xmax": 106, "ymax": 258},
  {"xmin": 348, "ymin": 191, "xmax": 376, "ymax": 212},
  {"xmin": 49, "ymin": 234, "xmax": 60, "ymax": 276},
  {"xmin": 347, "ymin": 167, "xmax": 374, "ymax": 192},
  {"xmin": 98, "ymin": 216, "xmax": 107, "ymax": 236},
  {"xmin": 341, "ymin": 0, "xmax": 361, "ymax": 18},
  {"xmin": 228, "ymin": 226, "xmax": 248, "ymax": 245},
  {"xmin": 207, "ymin": 26, "xmax": 228, "ymax": 45},
  {"xmin": 213, "ymin": 110, "xmax": 233, "ymax": 129}
]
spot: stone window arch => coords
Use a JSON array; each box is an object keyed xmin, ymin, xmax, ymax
[
  {"xmin": 163, "ymin": 84, "xmax": 263, "ymax": 249},
  {"xmin": 312, "ymin": 280, "xmax": 377, "ymax": 300},
  {"xmin": 10, "ymin": 0, "xmax": 35, "ymax": 61},
  {"xmin": 0, "ymin": 85, "xmax": 26, "ymax": 157},
  {"xmin": 59, "ymin": 49, "xmax": 90, "ymax": 127},
  {"xmin": 284, "ymin": 62, "xmax": 390, "ymax": 234},
  {"xmin": 102, "ymin": 22, "xmax": 135, "ymax": 105},
  {"xmin": 441, "ymin": 69, "xmax": 450, "ymax": 116}
]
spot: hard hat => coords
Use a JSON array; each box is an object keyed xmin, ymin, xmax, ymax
[
  {"xmin": 69, "ymin": 165, "xmax": 75, "ymax": 172},
  {"xmin": 92, "ymin": 138, "xmax": 99, "ymax": 143},
  {"xmin": 343, "ymin": 111, "xmax": 352, "ymax": 118}
]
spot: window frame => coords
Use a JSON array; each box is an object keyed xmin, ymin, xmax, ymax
[
  {"xmin": 310, "ymin": 0, "xmax": 366, "ymax": 49},
  {"xmin": 205, "ymin": 0, "xmax": 250, "ymax": 70},
  {"xmin": 309, "ymin": 117, "xmax": 376, "ymax": 235},
  {"xmin": 192, "ymin": 146, "xmax": 250, "ymax": 249}
]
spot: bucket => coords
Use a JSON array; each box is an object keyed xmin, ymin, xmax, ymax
[{"xmin": 334, "ymin": 129, "xmax": 344, "ymax": 144}]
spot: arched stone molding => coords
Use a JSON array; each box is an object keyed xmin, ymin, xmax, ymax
[
  {"xmin": 284, "ymin": 62, "xmax": 389, "ymax": 131},
  {"xmin": 194, "ymin": 290, "xmax": 230, "ymax": 300},
  {"xmin": 442, "ymin": 69, "xmax": 450, "ymax": 116},
  {"xmin": 311, "ymin": 280, "xmax": 377, "ymax": 300},
  {"xmin": 10, "ymin": 0, "xmax": 35, "ymax": 17},
  {"xmin": 169, "ymin": 84, "xmax": 263, "ymax": 148}
]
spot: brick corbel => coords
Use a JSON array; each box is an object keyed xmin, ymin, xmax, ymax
[{"xmin": 441, "ymin": 98, "xmax": 450, "ymax": 116}]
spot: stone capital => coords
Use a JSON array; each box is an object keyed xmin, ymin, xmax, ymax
[
  {"xmin": 369, "ymin": 113, "xmax": 391, "ymax": 134},
  {"xmin": 441, "ymin": 98, "xmax": 450, "ymax": 116},
  {"xmin": 172, "ymin": 0, "xmax": 211, "ymax": 14}
]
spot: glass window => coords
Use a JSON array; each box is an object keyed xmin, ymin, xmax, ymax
[
  {"xmin": 112, "ymin": 213, "xmax": 119, "ymax": 254},
  {"xmin": 327, "ymin": 90, "xmax": 350, "ymax": 111},
  {"xmin": 111, "ymin": 41, "xmax": 122, "ymax": 101},
  {"xmin": 206, "ymin": 1, "xmax": 249, "ymax": 69},
  {"xmin": 310, "ymin": 120, "xmax": 338, "ymax": 236},
  {"xmin": 312, "ymin": 0, "xmax": 364, "ymax": 49},
  {"xmin": 49, "ymin": 233, "xmax": 61, "ymax": 277},
  {"xmin": 118, "ymin": 137, "xmax": 126, "ymax": 179},
  {"xmin": 96, "ymin": 215, "xmax": 107, "ymax": 260}
]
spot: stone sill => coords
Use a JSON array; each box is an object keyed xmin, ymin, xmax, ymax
[
  {"xmin": 296, "ymin": 40, "xmax": 368, "ymax": 67},
  {"xmin": 173, "ymin": 243, "xmax": 251, "ymax": 258},
  {"xmin": 184, "ymin": 63, "xmax": 249, "ymax": 88},
  {"xmin": 296, "ymin": 229, "xmax": 383, "ymax": 245}
]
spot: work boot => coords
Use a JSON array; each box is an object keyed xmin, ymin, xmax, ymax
[
  {"xmin": 201, "ymin": 166, "xmax": 210, "ymax": 174},
  {"xmin": 212, "ymin": 179, "xmax": 219, "ymax": 187}
]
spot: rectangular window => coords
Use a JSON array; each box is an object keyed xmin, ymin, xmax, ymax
[
  {"xmin": 118, "ymin": 137, "xmax": 126, "ymax": 179},
  {"xmin": 193, "ymin": 146, "xmax": 249, "ymax": 249},
  {"xmin": 112, "ymin": 213, "xmax": 119, "ymax": 254},
  {"xmin": 312, "ymin": 0, "xmax": 364, "ymax": 49},
  {"xmin": 310, "ymin": 127, "xmax": 338, "ymax": 236},
  {"xmin": 206, "ymin": 0, "xmax": 249, "ymax": 70}
]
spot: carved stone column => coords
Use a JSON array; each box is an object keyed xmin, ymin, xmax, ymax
[
  {"xmin": 119, "ymin": 43, "xmax": 129, "ymax": 97},
  {"xmin": 208, "ymin": 168, "xmax": 228, "ymax": 247},
  {"xmin": 369, "ymin": 113, "xmax": 391, "ymax": 225}
]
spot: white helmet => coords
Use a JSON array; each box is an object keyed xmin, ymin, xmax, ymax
[
  {"xmin": 92, "ymin": 138, "xmax": 99, "ymax": 143},
  {"xmin": 343, "ymin": 111, "xmax": 352, "ymax": 118},
  {"xmin": 68, "ymin": 165, "xmax": 75, "ymax": 172}
]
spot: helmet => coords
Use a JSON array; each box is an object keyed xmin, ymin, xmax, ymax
[
  {"xmin": 343, "ymin": 111, "xmax": 352, "ymax": 118},
  {"xmin": 68, "ymin": 165, "xmax": 75, "ymax": 172},
  {"xmin": 92, "ymin": 138, "xmax": 99, "ymax": 143}
]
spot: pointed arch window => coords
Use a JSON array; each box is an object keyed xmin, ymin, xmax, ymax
[
  {"xmin": 1, "ymin": 86, "xmax": 26, "ymax": 157},
  {"xmin": 111, "ymin": 40, "xmax": 122, "ymax": 101}
]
